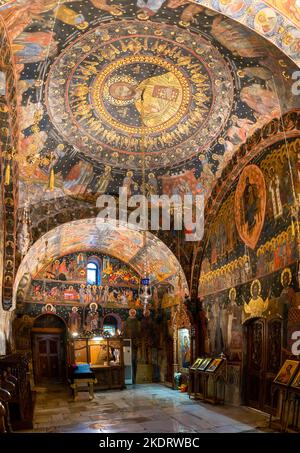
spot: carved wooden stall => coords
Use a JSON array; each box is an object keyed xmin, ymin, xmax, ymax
[
  {"xmin": 0, "ymin": 352, "xmax": 34, "ymax": 430},
  {"xmin": 269, "ymin": 359, "xmax": 300, "ymax": 432},
  {"xmin": 189, "ymin": 356, "xmax": 227, "ymax": 404}
]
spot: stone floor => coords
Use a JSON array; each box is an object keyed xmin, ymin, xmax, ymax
[{"xmin": 23, "ymin": 383, "xmax": 274, "ymax": 433}]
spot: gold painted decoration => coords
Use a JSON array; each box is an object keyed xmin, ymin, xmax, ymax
[
  {"xmin": 235, "ymin": 165, "xmax": 266, "ymax": 249},
  {"xmin": 243, "ymin": 279, "xmax": 269, "ymax": 318},
  {"xmin": 46, "ymin": 20, "xmax": 233, "ymax": 170},
  {"xmin": 229, "ymin": 287, "xmax": 236, "ymax": 302},
  {"xmin": 281, "ymin": 267, "xmax": 292, "ymax": 287}
]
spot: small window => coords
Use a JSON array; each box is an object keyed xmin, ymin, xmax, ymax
[{"xmin": 87, "ymin": 262, "xmax": 99, "ymax": 285}]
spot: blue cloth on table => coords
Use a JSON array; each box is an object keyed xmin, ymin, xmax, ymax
[{"xmin": 69, "ymin": 363, "xmax": 95, "ymax": 381}]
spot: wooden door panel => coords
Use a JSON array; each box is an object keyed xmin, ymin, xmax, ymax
[
  {"xmin": 262, "ymin": 319, "xmax": 282, "ymax": 414},
  {"xmin": 245, "ymin": 319, "xmax": 264, "ymax": 409},
  {"xmin": 39, "ymin": 356, "xmax": 49, "ymax": 378},
  {"xmin": 49, "ymin": 339, "xmax": 58, "ymax": 354},
  {"xmin": 245, "ymin": 317, "xmax": 282, "ymax": 414},
  {"xmin": 34, "ymin": 334, "xmax": 63, "ymax": 383},
  {"xmin": 38, "ymin": 340, "xmax": 47, "ymax": 354},
  {"xmin": 49, "ymin": 356, "xmax": 59, "ymax": 377}
]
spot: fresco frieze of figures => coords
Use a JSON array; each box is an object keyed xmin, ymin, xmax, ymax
[{"xmin": 199, "ymin": 138, "xmax": 300, "ymax": 298}]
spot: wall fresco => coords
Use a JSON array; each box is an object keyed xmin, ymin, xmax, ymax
[{"xmin": 199, "ymin": 136, "xmax": 300, "ymax": 361}]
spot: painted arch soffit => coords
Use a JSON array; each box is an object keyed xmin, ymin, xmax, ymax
[
  {"xmin": 1, "ymin": 0, "xmax": 300, "ymax": 66},
  {"xmin": 13, "ymin": 218, "xmax": 188, "ymax": 308},
  {"xmin": 191, "ymin": 0, "xmax": 300, "ymax": 66}
]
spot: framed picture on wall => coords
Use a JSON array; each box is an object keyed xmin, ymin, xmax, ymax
[
  {"xmin": 273, "ymin": 360, "xmax": 299, "ymax": 386},
  {"xmin": 178, "ymin": 328, "xmax": 191, "ymax": 370},
  {"xmin": 206, "ymin": 358, "xmax": 223, "ymax": 373},
  {"xmin": 198, "ymin": 358, "xmax": 212, "ymax": 371},
  {"xmin": 291, "ymin": 368, "xmax": 300, "ymax": 390}
]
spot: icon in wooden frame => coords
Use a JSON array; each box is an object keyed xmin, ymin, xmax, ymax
[
  {"xmin": 190, "ymin": 358, "xmax": 203, "ymax": 370},
  {"xmin": 273, "ymin": 360, "xmax": 299, "ymax": 386},
  {"xmin": 291, "ymin": 368, "xmax": 300, "ymax": 390},
  {"xmin": 206, "ymin": 358, "xmax": 223, "ymax": 373},
  {"xmin": 198, "ymin": 357, "xmax": 212, "ymax": 371}
]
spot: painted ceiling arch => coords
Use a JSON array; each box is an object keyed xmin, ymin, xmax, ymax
[
  {"xmin": 0, "ymin": 0, "xmax": 298, "ymax": 212},
  {"xmin": 13, "ymin": 217, "xmax": 188, "ymax": 308},
  {"xmin": 190, "ymin": 0, "xmax": 300, "ymax": 66},
  {"xmin": 0, "ymin": 0, "xmax": 300, "ymax": 66}
]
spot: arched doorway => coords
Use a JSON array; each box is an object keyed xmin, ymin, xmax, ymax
[
  {"xmin": 243, "ymin": 317, "xmax": 283, "ymax": 414},
  {"xmin": 32, "ymin": 314, "xmax": 67, "ymax": 384}
]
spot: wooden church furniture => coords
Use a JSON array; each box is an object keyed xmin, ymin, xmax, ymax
[
  {"xmin": 1, "ymin": 371, "xmax": 16, "ymax": 395},
  {"xmin": 269, "ymin": 383, "xmax": 289, "ymax": 431},
  {"xmin": 6, "ymin": 368, "xmax": 18, "ymax": 385},
  {"xmin": 0, "ymin": 401, "xmax": 6, "ymax": 433},
  {"xmin": 203, "ymin": 369, "xmax": 227, "ymax": 405},
  {"xmin": 68, "ymin": 336, "xmax": 125, "ymax": 391},
  {"xmin": 0, "ymin": 353, "xmax": 34, "ymax": 430},
  {"xmin": 188, "ymin": 366, "xmax": 205, "ymax": 401},
  {"xmin": 0, "ymin": 386, "xmax": 12, "ymax": 433},
  {"xmin": 188, "ymin": 357, "xmax": 227, "ymax": 404},
  {"xmin": 68, "ymin": 363, "xmax": 96, "ymax": 401},
  {"xmin": 283, "ymin": 387, "xmax": 300, "ymax": 432},
  {"xmin": 269, "ymin": 359, "xmax": 300, "ymax": 432}
]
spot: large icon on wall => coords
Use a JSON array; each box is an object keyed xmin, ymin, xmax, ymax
[
  {"xmin": 178, "ymin": 328, "xmax": 190, "ymax": 369},
  {"xmin": 235, "ymin": 164, "xmax": 266, "ymax": 249}
]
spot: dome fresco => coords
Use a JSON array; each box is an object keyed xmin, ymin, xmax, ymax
[{"xmin": 0, "ymin": 0, "xmax": 298, "ymax": 208}]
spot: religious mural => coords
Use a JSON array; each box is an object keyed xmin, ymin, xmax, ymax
[
  {"xmin": 194, "ymin": 0, "xmax": 300, "ymax": 64},
  {"xmin": 0, "ymin": 1, "xmax": 297, "ymax": 209},
  {"xmin": 14, "ymin": 218, "xmax": 187, "ymax": 306},
  {"xmin": 200, "ymin": 138, "xmax": 300, "ymax": 298},
  {"xmin": 235, "ymin": 165, "xmax": 266, "ymax": 249},
  {"xmin": 199, "ymin": 135, "xmax": 300, "ymax": 365},
  {"xmin": 26, "ymin": 251, "xmax": 141, "ymax": 309}
]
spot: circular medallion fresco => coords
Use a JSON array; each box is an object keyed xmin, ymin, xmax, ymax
[{"xmin": 46, "ymin": 21, "xmax": 234, "ymax": 170}]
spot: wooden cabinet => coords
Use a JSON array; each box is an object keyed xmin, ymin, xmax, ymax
[{"xmin": 68, "ymin": 337, "xmax": 125, "ymax": 391}]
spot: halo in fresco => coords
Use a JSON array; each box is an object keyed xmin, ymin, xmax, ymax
[
  {"xmin": 46, "ymin": 20, "xmax": 234, "ymax": 170},
  {"xmin": 234, "ymin": 164, "xmax": 266, "ymax": 250}
]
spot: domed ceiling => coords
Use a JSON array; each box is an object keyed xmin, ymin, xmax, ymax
[
  {"xmin": 47, "ymin": 20, "xmax": 233, "ymax": 170},
  {"xmin": 0, "ymin": 0, "xmax": 299, "ymax": 207}
]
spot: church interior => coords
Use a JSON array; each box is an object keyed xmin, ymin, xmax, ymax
[{"xmin": 1, "ymin": 0, "xmax": 300, "ymax": 435}]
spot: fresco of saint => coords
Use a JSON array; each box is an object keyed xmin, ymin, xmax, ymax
[
  {"xmin": 235, "ymin": 165, "xmax": 266, "ymax": 249},
  {"xmin": 243, "ymin": 279, "xmax": 270, "ymax": 318}
]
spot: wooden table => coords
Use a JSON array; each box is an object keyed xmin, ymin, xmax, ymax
[
  {"xmin": 70, "ymin": 378, "xmax": 96, "ymax": 401},
  {"xmin": 68, "ymin": 364, "xmax": 97, "ymax": 401}
]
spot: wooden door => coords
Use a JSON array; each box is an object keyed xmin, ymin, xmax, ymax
[
  {"xmin": 245, "ymin": 318, "xmax": 265, "ymax": 410},
  {"xmin": 244, "ymin": 318, "xmax": 282, "ymax": 414},
  {"xmin": 34, "ymin": 334, "xmax": 62, "ymax": 383}
]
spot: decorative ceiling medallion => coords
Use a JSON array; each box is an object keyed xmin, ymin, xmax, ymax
[
  {"xmin": 46, "ymin": 21, "xmax": 234, "ymax": 170},
  {"xmin": 235, "ymin": 164, "xmax": 266, "ymax": 249}
]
